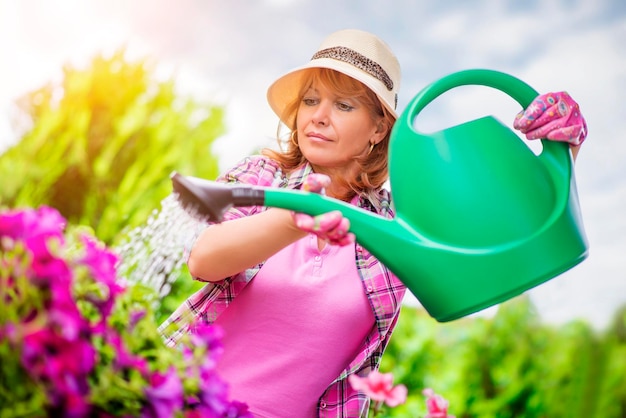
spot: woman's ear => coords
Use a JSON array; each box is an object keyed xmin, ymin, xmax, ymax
[{"xmin": 372, "ymin": 119, "xmax": 389, "ymax": 144}]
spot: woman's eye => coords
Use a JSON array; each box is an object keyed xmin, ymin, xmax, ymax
[
  {"xmin": 337, "ymin": 102, "xmax": 354, "ymax": 111},
  {"xmin": 302, "ymin": 97, "xmax": 318, "ymax": 106}
]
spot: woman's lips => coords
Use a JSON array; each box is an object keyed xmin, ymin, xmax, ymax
[{"xmin": 306, "ymin": 132, "xmax": 332, "ymax": 142}]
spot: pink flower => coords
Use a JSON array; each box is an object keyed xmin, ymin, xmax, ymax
[
  {"xmin": 0, "ymin": 208, "xmax": 24, "ymax": 238},
  {"xmin": 422, "ymin": 388, "xmax": 455, "ymax": 418},
  {"xmin": 187, "ymin": 322, "xmax": 225, "ymax": 367},
  {"xmin": 79, "ymin": 235, "xmax": 125, "ymax": 331},
  {"xmin": 223, "ymin": 400, "xmax": 254, "ymax": 418},
  {"xmin": 348, "ymin": 371, "xmax": 408, "ymax": 407},
  {"xmin": 20, "ymin": 325, "xmax": 96, "ymax": 413},
  {"xmin": 106, "ymin": 330, "xmax": 148, "ymax": 375},
  {"xmin": 143, "ymin": 368, "xmax": 184, "ymax": 418},
  {"xmin": 80, "ymin": 235, "xmax": 120, "ymax": 288},
  {"xmin": 0, "ymin": 206, "xmax": 65, "ymax": 242},
  {"xmin": 25, "ymin": 206, "xmax": 67, "ymax": 240}
]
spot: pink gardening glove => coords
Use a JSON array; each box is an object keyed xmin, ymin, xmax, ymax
[
  {"xmin": 513, "ymin": 91, "xmax": 587, "ymax": 146},
  {"xmin": 291, "ymin": 173, "xmax": 355, "ymax": 246}
]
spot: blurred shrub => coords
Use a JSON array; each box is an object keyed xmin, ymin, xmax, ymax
[
  {"xmin": 0, "ymin": 48, "xmax": 224, "ymax": 246},
  {"xmin": 381, "ymin": 297, "xmax": 626, "ymax": 417}
]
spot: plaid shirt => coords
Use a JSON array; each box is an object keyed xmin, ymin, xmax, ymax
[{"xmin": 158, "ymin": 155, "xmax": 407, "ymax": 417}]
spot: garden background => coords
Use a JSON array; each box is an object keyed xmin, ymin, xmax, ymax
[{"xmin": 1, "ymin": 1, "xmax": 625, "ymax": 417}]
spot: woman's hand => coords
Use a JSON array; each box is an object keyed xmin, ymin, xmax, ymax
[
  {"xmin": 513, "ymin": 91, "xmax": 587, "ymax": 146},
  {"xmin": 291, "ymin": 174, "xmax": 355, "ymax": 246}
]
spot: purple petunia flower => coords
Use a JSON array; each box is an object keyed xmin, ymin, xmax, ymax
[
  {"xmin": 223, "ymin": 400, "xmax": 254, "ymax": 418},
  {"xmin": 189, "ymin": 323, "xmax": 225, "ymax": 363},
  {"xmin": 24, "ymin": 206, "xmax": 67, "ymax": 239},
  {"xmin": 142, "ymin": 368, "xmax": 184, "ymax": 418},
  {"xmin": 29, "ymin": 255, "xmax": 73, "ymax": 287},
  {"xmin": 106, "ymin": 330, "xmax": 148, "ymax": 375},
  {"xmin": 20, "ymin": 323, "xmax": 96, "ymax": 415},
  {"xmin": 0, "ymin": 208, "xmax": 24, "ymax": 238},
  {"xmin": 0, "ymin": 206, "xmax": 66, "ymax": 249},
  {"xmin": 79, "ymin": 235, "xmax": 125, "ymax": 323}
]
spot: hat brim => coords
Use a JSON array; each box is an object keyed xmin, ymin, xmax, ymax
[{"xmin": 267, "ymin": 58, "xmax": 398, "ymax": 127}]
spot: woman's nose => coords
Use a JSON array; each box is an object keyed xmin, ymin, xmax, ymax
[{"xmin": 311, "ymin": 101, "xmax": 331, "ymax": 125}]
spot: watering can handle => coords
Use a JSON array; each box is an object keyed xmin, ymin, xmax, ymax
[
  {"xmin": 402, "ymin": 69, "xmax": 540, "ymax": 114},
  {"xmin": 397, "ymin": 68, "xmax": 571, "ymax": 161}
]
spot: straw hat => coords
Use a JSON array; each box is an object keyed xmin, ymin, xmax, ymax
[{"xmin": 266, "ymin": 29, "xmax": 401, "ymax": 126}]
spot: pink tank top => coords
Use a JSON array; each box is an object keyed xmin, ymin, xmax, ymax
[{"xmin": 213, "ymin": 234, "xmax": 375, "ymax": 417}]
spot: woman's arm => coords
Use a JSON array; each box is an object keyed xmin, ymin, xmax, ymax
[
  {"xmin": 187, "ymin": 208, "xmax": 307, "ymax": 282},
  {"xmin": 187, "ymin": 171, "xmax": 355, "ymax": 282},
  {"xmin": 186, "ymin": 156, "xmax": 307, "ymax": 282}
]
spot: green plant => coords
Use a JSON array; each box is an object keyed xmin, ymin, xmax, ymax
[
  {"xmin": 381, "ymin": 298, "xmax": 626, "ymax": 417},
  {"xmin": 0, "ymin": 49, "xmax": 223, "ymax": 246}
]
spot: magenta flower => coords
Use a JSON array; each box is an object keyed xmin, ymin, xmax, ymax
[
  {"xmin": 422, "ymin": 388, "xmax": 455, "ymax": 418},
  {"xmin": 80, "ymin": 235, "xmax": 120, "ymax": 288},
  {"xmin": 348, "ymin": 370, "xmax": 408, "ymax": 407},
  {"xmin": 0, "ymin": 206, "xmax": 65, "ymax": 242},
  {"xmin": 0, "ymin": 208, "xmax": 24, "ymax": 238},
  {"xmin": 24, "ymin": 233, "xmax": 62, "ymax": 263},
  {"xmin": 79, "ymin": 235, "xmax": 124, "ymax": 323},
  {"xmin": 223, "ymin": 400, "xmax": 254, "ymax": 418},
  {"xmin": 24, "ymin": 206, "xmax": 67, "ymax": 239},
  {"xmin": 189, "ymin": 322, "xmax": 225, "ymax": 354},
  {"xmin": 20, "ymin": 325, "xmax": 95, "ymax": 415},
  {"xmin": 196, "ymin": 369, "xmax": 231, "ymax": 414},
  {"xmin": 29, "ymin": 255, "xmax": 73, "ymax": 288},
  {"xmin": 143, "ymin": 368, "xmax": 184, "ymax": 418},
  {"xmin": 106, "ymin": 330, "xmax": 148, "ymax": 374},
  {"xmin": 129, "ymin": 309, "xmax": 147, "ymax": 329},
  {"xmin": 46, "ymin": 294, "xmax": 84, "ymax": 341}
]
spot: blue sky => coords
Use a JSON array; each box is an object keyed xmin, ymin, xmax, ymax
[{"xmin": 1, "ymin": 0, "xmax": 624, "ymax": 329}]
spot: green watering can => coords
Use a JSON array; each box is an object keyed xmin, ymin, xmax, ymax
[{"xmin": 171, "ymin": 69, "xmax": 589, "ymax": 322}]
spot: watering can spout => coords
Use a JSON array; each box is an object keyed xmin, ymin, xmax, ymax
[
  {"xmin": 170, "ymin": 169, "xmax": 404, "ymax": 246},
  {"xmin": 171, "ymin": 69, "xmax": 588, "ymax": 323}
]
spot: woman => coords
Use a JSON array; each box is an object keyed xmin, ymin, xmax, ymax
[{"xmin": 159, "ymin": 29, "xmax": 587, "ymax": 417}]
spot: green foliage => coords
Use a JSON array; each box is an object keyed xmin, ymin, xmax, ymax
[
  {"xmin": 0, "ymin": 48, "xmax": 224, "ymax": 245},
  {"xmin": 87, "ymin": 283, "xmax": 173, "ymax": 414},
  {"xmin": 154, "ymin": 266, "xmax": 205, "ymax": 325},
  {"xmin": 381, "ymin": 296, "xmax": 626, "ymax": 418}
]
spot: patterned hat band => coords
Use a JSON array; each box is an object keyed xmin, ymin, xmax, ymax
[{"xmin": 311, "ymin": 46, "xmax": 394, "ymax": 92}]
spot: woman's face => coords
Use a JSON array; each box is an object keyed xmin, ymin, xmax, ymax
[{"xmin": 295, "ymin": 81, "xmax": 385, "ymax": 173}]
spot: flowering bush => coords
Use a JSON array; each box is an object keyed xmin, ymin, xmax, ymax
[{"xmin": 0, "ymin": 206, "xmax": 251, "ymax": 417}]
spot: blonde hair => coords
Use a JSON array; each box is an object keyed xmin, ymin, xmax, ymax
[{"xmin": 262, "ymin": 68, "xmax": 396, "ymax": 200}]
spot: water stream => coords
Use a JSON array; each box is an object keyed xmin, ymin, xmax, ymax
[{"xmin": 115, "ymin": 193, "xmax": 205, "ymax": 298}]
